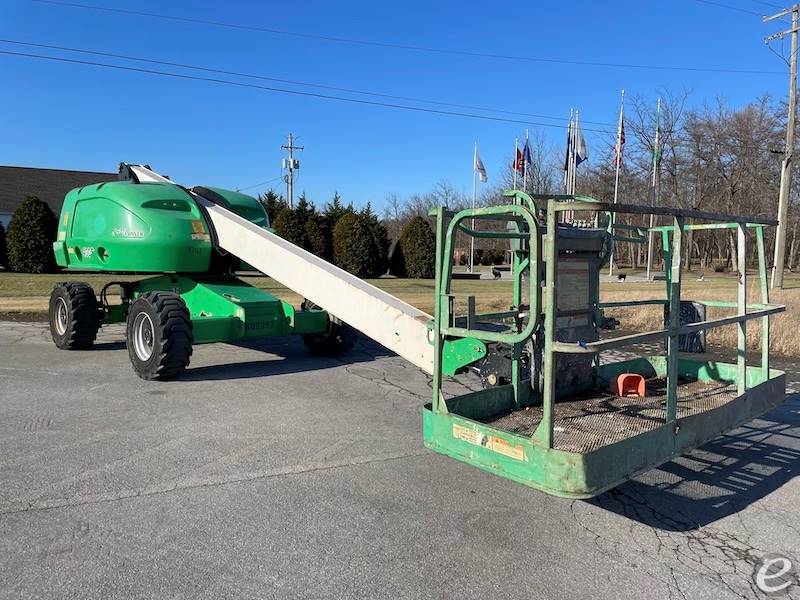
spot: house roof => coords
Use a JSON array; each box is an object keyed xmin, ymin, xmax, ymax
[{"xmin": 0, "ymin": 165, "xmax": 117, "ymax": 216}]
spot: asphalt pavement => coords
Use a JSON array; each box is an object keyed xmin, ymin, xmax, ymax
[{"xmin": 1, "ymin": 322, "xmax": 798, "ymax": 599}]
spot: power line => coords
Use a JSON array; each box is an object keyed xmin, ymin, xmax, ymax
[
  {"xmin": 0, "ymin": 38, "xmax": 616, "ymax": 127},
  {"xmin": 237, "ymin": 175, "xmax": 283, "ymax": 192},
  {"xmin": 692, "ymin": 0, "xmax": 765, "ymax": 16},
  {"xmin": 5, "ymin": 46, "xmax": 779, "ymax": 154},
  {"xmin": 32, "ymin": 0, "xmax": 784, "ymax": 76},
  {"xmin": 0, "ymin": 49, "xmax": 617, "ymax": 134},
  {"xmin": 749, "ymin": 0, "xmax": 784, "ymax": 9}
]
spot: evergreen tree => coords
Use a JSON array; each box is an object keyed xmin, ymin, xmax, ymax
[
  {"xmin": 391, "ymin": 216, "xmax": 435, "ymax": 278},
  {"xmin": 0, "ymin": 222, "xmax": 7, "ymax": 268},
  {"xmin": 272, "ymin": 207, "xmax": 306, "ymax": 248},
  {"xmin": 332, "ymin": 212, "xmax": 375, "ymax": 278},
  {"xmin": 258, "ymin": 189, "xmax": 287, "ymax": 224},
  {"xmin": 323, "ymin": 192, "xmax": 353, "ymax": 229},
  {"xmin": 319, "ymin": 193, "xmax": 356, "ymax": 263},
  {"xmin": 360, "ymin": 203, "xmax": 390, "ymax": 276},
  {"xmin": 304, "ymin": 214, "xmax": 329, "ymax": 258},
  {"xmin": 294, "ymin": 192, "xmax": 315, "ymax": 226},
  {"xmin": 6, "ymin": 195, "xmax": 57, "ymax": 273}
]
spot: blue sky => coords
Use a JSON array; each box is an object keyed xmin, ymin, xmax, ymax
[{"xmin": 0, "ymin": 0, "xmax": 791, "ymax": 210}]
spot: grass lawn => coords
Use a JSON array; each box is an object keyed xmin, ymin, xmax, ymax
[
  {"xmin": 1, "ymin": 270, "xmax": 798, "ymax": 355},
  {"xmin": 0, "ymin": 271, "xmax": 513, "ymax": 317}
]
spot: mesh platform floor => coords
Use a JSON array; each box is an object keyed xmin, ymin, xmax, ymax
[{"xmin": 480, "ymin": 378, "xmax": 739, "ymax": 453}]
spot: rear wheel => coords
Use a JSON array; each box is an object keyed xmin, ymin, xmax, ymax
[
  {"xmin": 126, "ymin": 291, "xmax": 193, "ymax": 380},
  {"xmin": 300, "ymin": 300, "xmax": 356, "ymax": 357},
  {"xmin": 48, "ymin": 282, "xmax": 100, "ymax": 349}
]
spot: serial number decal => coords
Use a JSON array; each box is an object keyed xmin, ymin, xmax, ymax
[
  {"xmin": 111, "ymin": 227, "xmax": 145, "ymax": 238},
  {"xmin": 452, "ymin": 424, "xmax": 525, "ymax": 461},
  {"xmin": 245, "ymin": 320, "xmax": 274, "ymax": 332}
]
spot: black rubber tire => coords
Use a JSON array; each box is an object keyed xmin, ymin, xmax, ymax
[
  {"xmin": 48, "ymin": 282, "xmax": 100, "ymax": 349},
  {"xmin": 126, "ymin": 291, "xmax": 193, "ymax": 381},
  {"xmin": 300, "ymin": 300, "xmax": 356, "ymax": 358}
]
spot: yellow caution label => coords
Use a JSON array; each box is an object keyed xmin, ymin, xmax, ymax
[
  {"xmin": 62, "ymin": 213, "xmax": 69, "ymax": 225},
  {"xmin": 487, "ymin": 436, "xmax": 525, "ymax": 461},
  {"xmin": 190, "ymin": 220, "xmax": 209, "ymax": 241},
  {"xmin": 452, "ymin": 424, "xmax": 525, "ymax": 461}
]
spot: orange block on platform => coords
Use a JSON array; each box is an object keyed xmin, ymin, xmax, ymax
[{"xmin": 611, "ymin": 373, "xmax": 646, "ymax": 398}]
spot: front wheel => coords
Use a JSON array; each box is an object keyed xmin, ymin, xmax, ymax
[
  {"xmin": 300, "ymin": 300, "xmax": 356, "ymax": 358},
  {"xmin": 49, "ymin": 282, "xmax": 100, "ymax": 349},
  {"xmin": 126, "ymin": 292, "xmax": 193, "ymax": 380}
]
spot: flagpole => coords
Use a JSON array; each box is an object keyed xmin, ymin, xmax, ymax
[
  {"xmin": 609, "ymin": 89, "xmax": 625, "ymax": 276},
  {"xmin": 561, "ymin": 109, "xmax": 575, "ymax": 195},
  {"xmin": 512, "ymin": 137, "xmax": 519, "ymax": 190},
  {"xmin": 564, "ymin": 109, "xmax": 573, "ymax": 194},
  {"xmin": 569, "ymin": 110, "xmax": 580, "ymax": 221},
  {"xmin": 646, "ymin": 98, "xmax": 661, "ymax": 281},
  {"xmin": 563, "ymin": 110, "xmax": 574, "ymax": 223},
  {"xmin": 573, "ymin": 110, "xmax": 580, "ymax": 195},
  {"xmin": 470, "ymin": 141, "xmax": 477, "ymax": 273},
  {"xmin": 523, "ymin": 128, "xmax": 529, "ymax": 192}
]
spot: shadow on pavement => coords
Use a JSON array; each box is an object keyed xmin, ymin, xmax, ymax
[
  {"xmin": 178, "ymin": 335, "xmax": 392, "ymax": 382},
  {"xmin": 90, "ymin": 341, "xmax": 127, "ymax": 351},
  {"xmin": 590, "ymin": 393, "xmax": 800, "ymax": 531}
]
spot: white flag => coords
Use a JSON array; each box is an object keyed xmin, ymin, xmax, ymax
[{"xmin": 474, "ymin": 150, "xmax": 487, "ymax": 182}]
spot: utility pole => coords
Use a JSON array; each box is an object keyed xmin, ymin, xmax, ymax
[
  {"xmin": 281, "ymin": 133, "xmax": 304, "ymax": 208},
  {"xmin": 765, "ymin": 6, "xmax": 799, "ymax": 289}
]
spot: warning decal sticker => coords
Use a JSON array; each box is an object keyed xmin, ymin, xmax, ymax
[{"xmin": 452, "ymin": 423, "xmax": 525, "ymax": 461}]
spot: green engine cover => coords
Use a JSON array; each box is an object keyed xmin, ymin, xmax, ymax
[{"xmin": 53, "ymin": 181, "xmax": 268, "ymax": 273}]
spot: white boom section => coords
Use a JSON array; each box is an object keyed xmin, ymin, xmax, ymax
[
  {"xmin": 124, "ymin": 165, "xmax": 436, "ymax": 374},
  {"xmin": 201, "ymin": 201, "xmax": 435, "ymax": 373}
]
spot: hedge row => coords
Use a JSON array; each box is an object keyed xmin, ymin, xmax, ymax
[{"xmin": 263, "ymin": 192, "xmax": 440, "ymax": 279}]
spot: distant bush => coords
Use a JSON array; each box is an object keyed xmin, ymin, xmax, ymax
[
  {"xmin": 360, "ymin": 204, "xmax": 390, "ymax": 276},
  {"xmin": 304, "ymin": 215, "xmax": 329, "ymax": 258},
  {"xmin": 269, "ymin": 193, "xmax": 389, "ymax": 277},
  {"xmin": 7, "ymin": 195, "xmax": 57, "ymax": 273},
  {"xmin": 333, "ymin": 212, "xmax": 377, "ymax": 278},
  {"xmin": 390, "ymin": 216, "xmax": 435, "ymax": 278},
  {"xmin": 272, "ymin": 207, "xmax": 306, "ymax": 248},
  {"xmin": 482, "ymin": 248, "xmax": 506, "ymax": 266},
  {"xmin": 0, "ymin": 222, "xmax": 7, "ymax": 268}
]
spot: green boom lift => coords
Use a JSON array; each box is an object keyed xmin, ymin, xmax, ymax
[
  {"xmin": 49, "ymin": 164, "xmax": 355, "ymax": 380},
  {"xmin": 49, "ymin": 164, "xmax": 787, "ymax": 498}
]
